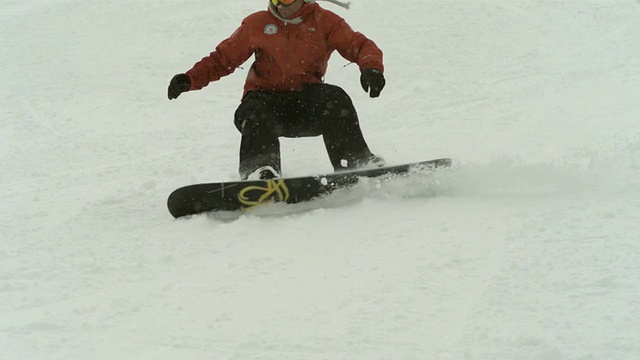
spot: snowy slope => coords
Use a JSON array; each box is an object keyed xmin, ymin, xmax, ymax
[{"xmin": 2, "ymin": 1, "xmax": 640, "ymax": 359}]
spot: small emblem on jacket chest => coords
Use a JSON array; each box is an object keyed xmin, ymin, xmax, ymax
[{"xmin": 264, "ymin": 24, "xmax": 278, "ymax": 35}]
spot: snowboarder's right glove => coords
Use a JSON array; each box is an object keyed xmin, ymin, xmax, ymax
[
  {"xmin": 168, "ymin": 74, "xmax": 191, "ymax": 100},
  {"xmin": 360, "ymin": 68, "xmax": 385, "ymax": 98}
]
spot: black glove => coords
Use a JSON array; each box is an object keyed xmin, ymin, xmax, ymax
[
  {"xmin": 168, "ymin": 74, "xmax": 191, "ymax": 100},
  {"xmin": 360, "ymin": 68, "xmax": 385, "ymax": 98}
]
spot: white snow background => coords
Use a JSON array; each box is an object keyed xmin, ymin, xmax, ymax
[{"xmin": 2, "ymin": 1, "xmax": 640, "ymax": 359}]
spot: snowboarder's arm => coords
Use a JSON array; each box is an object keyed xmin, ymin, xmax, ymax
[
  {"xmin": 324, "ymin": 12, "xmax": 384, "ymax": 73},
  {"xmin": 186, "ymin": 22, "xmax": 255, "ymax": 91}
]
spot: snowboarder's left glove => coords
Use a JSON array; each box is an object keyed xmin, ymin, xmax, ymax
[
  {"xmin": 168, "ymin": 74, "xmax": 191, "ymax": 100},
  {"xmin": 360, "ymin": 68, "xmax": 385, "ymax": 98}
]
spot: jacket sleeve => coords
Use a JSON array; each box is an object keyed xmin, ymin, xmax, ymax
[
  {"xmin": 323, "ymin": 11, "xmax": 384, "ymax": 73},
  {"xmin": 185, "ymin": 20, "xmax": 255, "ymax": 91}
]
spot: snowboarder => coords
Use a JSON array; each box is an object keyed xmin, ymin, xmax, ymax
[{"xmin": 167, "ymin": 0, "xmax": 386, "ymax": 180}]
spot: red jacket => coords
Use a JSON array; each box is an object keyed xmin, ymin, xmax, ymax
[{"xmin": 185, "ymin": 3, "xmax": 384, "ymax": 97}]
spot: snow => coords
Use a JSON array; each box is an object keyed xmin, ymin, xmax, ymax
[{"xmin": 2, "ymin": 0, "xmax": 640, "ymax": 359}]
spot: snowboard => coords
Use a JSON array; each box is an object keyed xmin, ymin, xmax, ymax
[{"xmin": 167, "ymin": 158, "xmax": 452, "ymax": 218}]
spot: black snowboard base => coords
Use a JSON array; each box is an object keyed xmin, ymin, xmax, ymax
[{"xmin": 167, "ymin": 158, "xmax": 452, "ymax": 218}]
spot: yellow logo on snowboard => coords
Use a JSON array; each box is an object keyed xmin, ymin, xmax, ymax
[{"xmin": 238, "ymin": 179, "xmax": 290, "ymax": 209}]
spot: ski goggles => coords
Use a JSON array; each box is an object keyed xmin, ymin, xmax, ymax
[{"xmin": 271, "ymin": 0, "xmax": 297, "ymax": 6}]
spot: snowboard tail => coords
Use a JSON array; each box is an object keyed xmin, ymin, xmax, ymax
[{"xmin": 167, "ymin": 158, "xmax": 451, "ymax": 218}]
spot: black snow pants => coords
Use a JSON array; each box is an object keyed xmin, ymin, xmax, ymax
[{"xmin": 234, "ymin": 83, "xmax": 374, "ymax": 179}]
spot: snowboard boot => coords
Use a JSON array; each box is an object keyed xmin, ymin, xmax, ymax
[
  {"xmin": 359, "ymin": 154, "xmax": 386, "ymax": 169},
  {"xmin": 246, "ymin": 165, "xmax": 280, "ymax": 180}
]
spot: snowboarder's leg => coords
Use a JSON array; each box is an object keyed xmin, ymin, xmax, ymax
[
  {"xmin": 234, "ymin": 92, "xmax": 283, "ymax": 179},
  {"xmin": 301, "ymin": 84, "xmax": 379, "ymax": 171}
]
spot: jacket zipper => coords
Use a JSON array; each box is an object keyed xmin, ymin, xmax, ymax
[{"xmin": 284, "ymin": 23, "xmax": 291, "ymax": 86}]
